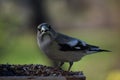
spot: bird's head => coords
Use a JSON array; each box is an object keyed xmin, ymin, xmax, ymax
[
  {"xmin": 37, "ymin": 23, "xmax": 56, "ymax": 37},
  {"xmin": 37, "ymin": 23, "xmax": 52, "ymax": 33}
]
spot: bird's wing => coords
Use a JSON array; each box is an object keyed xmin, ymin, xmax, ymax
[
  {"xmin": 55, "ymin": 33, "xmax": 88, "ymax": 51},
  {"xmin": 55, "ymin": 33, "xmax": 110, "ymax": 52}
]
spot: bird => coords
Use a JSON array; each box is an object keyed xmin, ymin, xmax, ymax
[{"xmin": 37, "ymin": 23, "xmax": 110, "ymax": 71}]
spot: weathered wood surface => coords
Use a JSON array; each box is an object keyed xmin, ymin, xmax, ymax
[
  {"xmin": 0, "ymin": 64, "xmax": 86, "ymax": 80},
  {"xmin": 0, "ymin": 76, "xmax": 86, "ymax": 80}
]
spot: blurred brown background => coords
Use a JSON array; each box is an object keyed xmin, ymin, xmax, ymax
[{"xmin": 0, "ymin": 0, "xmax": 120, "ymax": 80}]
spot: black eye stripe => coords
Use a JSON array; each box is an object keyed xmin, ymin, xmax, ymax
[{"xmin": 38, "ymin": 28, "xmax": 41, "ymax": 31}]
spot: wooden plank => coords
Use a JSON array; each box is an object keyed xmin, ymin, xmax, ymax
[
  {"xmin": 0, "ymin": 76, "xmax": 65, "ymax": 80},
  {"xmin": 0, "ymin": 76, "xmax": 85, "ymax": 80},
  {"xmin": 0, "ymin": 64, "xmax": 86, "ymax": 80}
]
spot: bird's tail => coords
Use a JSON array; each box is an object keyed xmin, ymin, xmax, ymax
[
  {"xmin": 97, "ymin": 49, "xmax": 111, "ymax": 52},
  {"xmin": 87, "ymin": 44, "xmax": 111, "ymax": 52}
]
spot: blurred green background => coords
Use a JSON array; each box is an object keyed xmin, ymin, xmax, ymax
[{"xmin": 0, "ymin": 0, "xmax": 120, "ymax": 80}]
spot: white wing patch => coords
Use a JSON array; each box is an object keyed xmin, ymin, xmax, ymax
[
  {"xmin": 75, "ymin": 47, "xmax": 81, "ymax": 49},
  {"xmin": 67, "ymin": 40, "xmax": 78, "ymax": 46}
]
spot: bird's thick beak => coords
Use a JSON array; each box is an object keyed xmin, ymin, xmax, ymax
[{"xmin": 41, "ymin": 26, "xmax": 49, "ymax": 33}]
